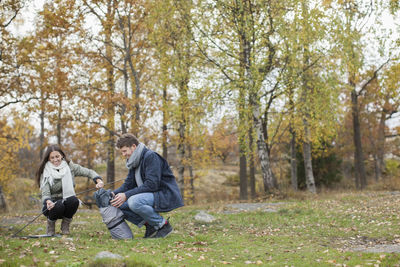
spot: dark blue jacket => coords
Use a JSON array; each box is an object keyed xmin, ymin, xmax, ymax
[{"xmin": 113, "ymin": 147, "xmax": 184, "ymax": 212}]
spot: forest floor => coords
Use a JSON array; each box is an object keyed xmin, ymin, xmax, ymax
[{"xmin": 1, "ymin": 190, "xmax": 400, "ymax": 266}]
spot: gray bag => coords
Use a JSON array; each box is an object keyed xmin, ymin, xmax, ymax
[{"xmin": 94, "ymin": 189, "xmax": 133, "ymax": 239}]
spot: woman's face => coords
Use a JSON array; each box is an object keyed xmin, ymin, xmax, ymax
[{"xmin": 49, "ymin": 151, "xmax": 63, "ymax": 166}]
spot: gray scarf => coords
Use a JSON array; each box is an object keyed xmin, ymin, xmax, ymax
[{"xmin": 126, "ymin": 142, "xmax": 146, "ymax": 187}]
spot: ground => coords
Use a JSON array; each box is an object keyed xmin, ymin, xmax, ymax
[{"xmin": 1, "ymin": 190, "xmax": 400, "ymax": 266}]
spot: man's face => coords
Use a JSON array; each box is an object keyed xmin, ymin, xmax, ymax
[{"xmin": 120, "ymin": 145, "xmax": 136, "ymax": 159}]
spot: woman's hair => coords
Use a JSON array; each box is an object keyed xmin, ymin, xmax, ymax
[
  {"xmin": 35, "ymin": 144, "xmax": 70, "ymax": 187},
  {"xmin": 116, "ymin": 133, "xmax": 139, "ymax": 148}
]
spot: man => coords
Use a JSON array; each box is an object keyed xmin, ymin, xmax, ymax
[{"xmin": 107, "ymin": 133, "xmax": 183, "ymax": 238}]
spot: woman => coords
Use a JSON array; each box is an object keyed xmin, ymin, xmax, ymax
[{"xmin": 35, "ymin": 144, "xmax": 104, "ymax": 236}]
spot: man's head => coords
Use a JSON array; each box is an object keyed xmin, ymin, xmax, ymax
[{"xmin": 116, "ymin": 133, "xmax": 139, "ymax": 159}]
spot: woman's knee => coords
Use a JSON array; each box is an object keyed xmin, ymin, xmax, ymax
[{"xmin": 65, "ymin": 196, "xmax": 79, "ymax": 207}]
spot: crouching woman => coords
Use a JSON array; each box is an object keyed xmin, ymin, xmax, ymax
[{"xmin": 35, "ymin": 144, "xmax": 104, "ymax": 235}]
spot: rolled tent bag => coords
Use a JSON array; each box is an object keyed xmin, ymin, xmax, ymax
[{"xmin": 93, "ymin": 188, "xmax": 133, "ymax": 239}]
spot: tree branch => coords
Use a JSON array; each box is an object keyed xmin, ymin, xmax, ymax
[
  {"xmin": 0, "ymin": 96, "xmax": 39, "ymax": 110},
  {"xmin": 357, "ymin": 58, "xmax": 390, "ymax": 96}
]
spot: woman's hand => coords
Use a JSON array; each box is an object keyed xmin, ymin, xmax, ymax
[
  {"xmin": 46, "ymin": 200, "xmax": 55, "ymax": 210},
  {"xmin": 95, "ymin": 179, "xmax": 104, "ymax": 189}
]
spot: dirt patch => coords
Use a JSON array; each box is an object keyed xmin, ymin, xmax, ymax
[
  {"xmin": 222, "ymin": 202, "xmax": 286, "ymax": 214},
  {"xmin": 337, "ymin": 235, "xmax": 400, "ymax": 253},
  {"xmin": 351, "ymin": 244, "xmax": 400, "ymax": 253},
  {"xmin": 194, "ymin": 168, "xmax": 239, "ymax": 203}
]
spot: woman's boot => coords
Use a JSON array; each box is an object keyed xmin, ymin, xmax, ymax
[
  {"xmin": 47, "ymin": 219, "xmax": 56, "ymax": 236},
  {"xmin": 61, "ymin": 217, "xmax": 72, "ymax": 235}
]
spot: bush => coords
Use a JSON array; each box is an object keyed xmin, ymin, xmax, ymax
[
  {"xmin": 222, "ymin": 174, "xmax": 240, "ymax": 186},
  {"xmin": 294, "ymin": 145, "xmax": 342, "ymax": 190},
  {"xmin": 384, "ymin": 159, "xmax": 400, "ymax": 177},
  {"xmin": 5, "ymin": 178, "xmax": 39, "ymax": 211}
]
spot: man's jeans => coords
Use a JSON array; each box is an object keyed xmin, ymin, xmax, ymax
[{"xmin": 119, "ymin": 193, "xmax": 165, "ymax": 229}]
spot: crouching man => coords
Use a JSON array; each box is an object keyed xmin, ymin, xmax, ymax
[{"xmin": 106, "ymin": 133, "xmax": 184, "ymax": 238}]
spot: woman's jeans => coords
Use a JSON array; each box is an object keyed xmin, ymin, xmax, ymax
[
  {"xmin": 42, "ymin": 196, "xmax": 79, "ymax": 221},
  {"xmin": 119, "ymin": 193, "xmax": 165, "ymax": 229}
]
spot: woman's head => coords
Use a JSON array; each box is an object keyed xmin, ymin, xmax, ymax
[{"xmin": 35, "ymin": 145, "xmax": 69, "ymax": 186}]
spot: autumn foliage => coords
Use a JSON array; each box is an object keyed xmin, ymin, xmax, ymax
[{"xmin": 0, "ymin": 0, "xmax": 399, "ymax": 208}]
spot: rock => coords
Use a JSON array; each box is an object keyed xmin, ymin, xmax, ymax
[
  {"xmin": 194, "ymin": 211, "xmax": 215, "ymax": 223},
  {"xmin": 351, "ymin": 244, "xmax": 400, "ymax": 253},
  {"xmin": 94, "ymin": 251, "xmax": 123, "ymax": 260}
]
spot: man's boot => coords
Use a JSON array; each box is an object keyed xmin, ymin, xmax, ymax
[
  {"xmin": 144, "ymin": 222, "xmax": 157, "ymax": 238},
  {"xmin": 61, "ymin": 217, "xmax": 72, "ymax": 235},
  {"xmin": 47, "ymin": 219, "xmax": 56, "ymax": 236}
]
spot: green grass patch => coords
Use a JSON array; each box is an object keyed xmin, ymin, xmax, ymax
[{"xmin": 1, "ymin": 191, "xmax": 400, "ymax": 266}]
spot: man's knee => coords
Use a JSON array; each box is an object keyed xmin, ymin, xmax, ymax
[{"xmin": 127, "ymin": 196, "xmax": 145, "ymax": 212}]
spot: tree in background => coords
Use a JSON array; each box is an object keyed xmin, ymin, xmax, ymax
[
  {"xmin": 0, "ymin": 115, "xmax": 33, "ymax": 210},
  {"xmin": 295, "ymin": 142, "xmax": 342, "ymax": 189},
  {"xmin": 333, "ymin": 0, "xmax": 394, "ymax": 189},
  {"xmin": 208, "ymin": 117, "xmax": 238, "ymax": 164},
  {"xmin": 0, "ymin": 0, "xmax": 33, "ymax": 111},
  {"xmin": 0, "ymin": 0, "xmax": 399, "ymax": 206}
]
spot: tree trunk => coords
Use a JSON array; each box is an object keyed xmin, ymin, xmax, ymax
[
  {"xmin": 239, "ymin": 150, "xmax": 248, "ymax": 200},
  {"xmin": 237, "ymin": 0, "xmax": 249, "ymax": 200},
  {"xmin": 351, "ymin": 89, "xmax": 367, "ymax": 189},
  {"xmin": 177, "ymin": 112, "xmax": 186, "ymax": 197},
  {"xmin": 39, "ymin": 95, "xmax": 45, "ymax": 160},
  {"xmin": 86, "ymin": 142, "xmax": 92, "ymax": 169},
  {"xmin": 238, "ymin": 89, "xmax": 248, "ymax": 200},
  {"xmin": 0, "ymin": 185, "xmax": 7, "ymax": 212},
  {"xmin": 120, "ymin": 56, "xmax": 128, "ymax": 134},
  {"xmin": 105, "ymin": 0, "xmax": 116, "ymax": 190},
  {"xmin": 253, "ymin": 105, "xmax": 277, "ymax": 192},
  {"xmin": 177, "ymin": 143, "xmax": 185, "ymax": 198},
  {"xmin": 301, "ymin": 0, "xmax": 316, "ymax": 194},
  {"xmin": 290, "ymin": 127, "xmax": 298, "ymax": 191},
  {"xmin": 57, "ymin": 96, "xmax": 62, "ymax": 145},
  {"xmin": 302, "ymin": 122, "xmax": 316, "ymax": 193},
  {"xmin": 249, "ymin": 128, "xmax": 256, "ymax": 198},
  {"xmin": 188, "ymin": 144, "xmax": 195, "ymax": 204},
  {"xmin": 162, "ymin": 86, "xmax": 168, "ymax": 160},
  {"xmin": 375, "ymin": 110, "xmax": 386, "ymax": 181},
  {"xmin": 106, "ymin": 135, "xmax": 115, "ymax": 189},
  {"xmin": 128, "ymin": 53, "xmax": 141, "ymax": 136}
]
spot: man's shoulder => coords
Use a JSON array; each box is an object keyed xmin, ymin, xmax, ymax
[
  {"xmin": 142, "ymin": 147, "xmax": 157, "ymax": 158},
  {"xmin": 144, "ymin": 148, "xmax": 165, "ymax": 160}
]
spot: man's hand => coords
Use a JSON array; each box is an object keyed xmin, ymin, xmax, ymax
[
  {"xmin": 46, "ymin": 200, "xmax": 55, "ymax": 210},
  {"xmin": 95, "ymin": 179, "xmax": 104, "ymax": 189},
  {"xmin": 110, "ymin": 193, "xmax": 126, "ymax": 208}
]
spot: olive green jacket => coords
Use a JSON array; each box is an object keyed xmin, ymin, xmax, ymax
[{"xmin": 40, "ymin": 161, "xmax": 101, "ymax": 203}]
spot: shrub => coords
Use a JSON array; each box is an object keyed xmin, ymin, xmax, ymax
[
  {"xmin": 384, "ymin": 159, "xmax": 400, "ymax": 177},
  {"xmin": 294, "ymin": 145, "xmax": 342, "ymax": 190}
]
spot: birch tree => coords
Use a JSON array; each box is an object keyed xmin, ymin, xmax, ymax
[
  {"xmin": 195, "ymin": 0, "xmax": 303, "ymax": 193},
  {"xmin": 333, "ymin": 0, "xmax": 392, "ymax": 189}
]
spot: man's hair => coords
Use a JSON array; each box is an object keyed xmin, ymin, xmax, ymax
[{"xmin": 116, "ymin": 133, "xmax": 139, "ymax": 148}]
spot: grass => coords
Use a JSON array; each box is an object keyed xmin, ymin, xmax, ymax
[{"xmin": 1, "ymin": 191, "xmax": 400, "ymax": 266}]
